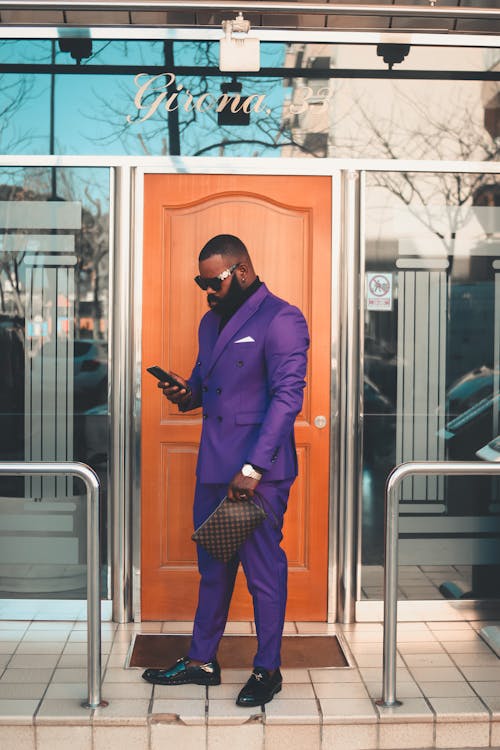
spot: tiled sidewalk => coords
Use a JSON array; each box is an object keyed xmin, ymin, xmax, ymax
[{"xmin": 0, "ymin": 618, "xmax": 500, "ymax": 749}]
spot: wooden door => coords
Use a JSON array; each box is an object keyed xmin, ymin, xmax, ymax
[{"xmin": 141, "ymin": 174, "xmax": 331, "ymax": 620}]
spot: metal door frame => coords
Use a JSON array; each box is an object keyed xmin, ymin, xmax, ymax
[{"xmin": 132, "ymin": 159, "xmax": 343, "ymax": 623}]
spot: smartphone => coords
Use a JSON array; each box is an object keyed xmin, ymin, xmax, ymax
[{"xmin": 146, "ymin": 366, "xmax": 190, "ymax": 394}]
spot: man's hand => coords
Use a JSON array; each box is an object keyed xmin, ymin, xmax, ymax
[
  {"xmin": 158, "ymin": 372, "xmax": 191, "ymax": 406},
  {"xmin": 228, "ymin": 471, "xmax": 259, "ymax": 502}
]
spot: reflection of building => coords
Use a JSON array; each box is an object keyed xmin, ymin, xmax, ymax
[
  {"xmin": 281, "ymin": 44, "xmax": 334, "ymax": 157},
  {"xmin": 283, "ymin": 43, "xmax": 498, "ymax": 161},
  {"xmin": 483, "ymin": 53, "xmax": 500, "ymax": 140}
]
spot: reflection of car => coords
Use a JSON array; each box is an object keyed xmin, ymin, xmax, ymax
[
  {"xmin": 446, "ymin": 365, "xmax": 498, "ymax": 417},
  {"xmin": 33, "ymin": 338, "xmax": 108, "ymax": 413},
  {"xmin": 74, "ymin": 340, "xmax": 108, "ymax": 409},
  {"xmin": 440, "ymin": 366, "xmax": 499, "ymax": 443},
  {"xmin": 364, "ymin": 336, "xmax": 398, "ymax": 400},
  {"xmin": 80, "ymin": 403, "xmax": 108, "ymax": 468},
  {"xmin": 363, "ymin": 376, "xmax": 396, "ymax": 465},
  {"xmin": 364, "ymin": 376, "xmax": 393, "ymax": 414},
  {"xmin": 476, "ymin": 435, "xmax": 500, "ymax": 462}
]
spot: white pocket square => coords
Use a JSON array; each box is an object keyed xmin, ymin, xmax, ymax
[{"xmin": 234, "ymin": 336, "xmax": 255, "ymax": 343}]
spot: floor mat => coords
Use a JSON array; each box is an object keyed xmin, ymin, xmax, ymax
[{"xmin": 129, "ymin": 633, "xmax": 348, "ymax": 669}]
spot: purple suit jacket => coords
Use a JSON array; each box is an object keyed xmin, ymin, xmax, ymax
[{"xmin": 182, "ymin": 283, "xmax": 310, "ymax": 484}]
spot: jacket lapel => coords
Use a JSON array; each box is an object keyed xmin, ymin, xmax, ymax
[{"xmin": 207, "ymin": 283, "xmax": 269, "ymax": 374}]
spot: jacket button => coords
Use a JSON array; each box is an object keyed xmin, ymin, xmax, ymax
[
  {"xmin": 216, "ymin": 388, "xmax": 222, "ymax": 395},
  {"xmin": 203, "ymin": 413, "xmax": 208, "ymax": 420},
  {"xmin": 202, "ymin": 386, "xmax": 208, "ymax": 392},
  {"xmin": 236, "ymin": 360, "xmax": 243, "ymax": 367},
  {"xmin": 217, "ymin": 416, "xmax": 223, "ymax": 422}
]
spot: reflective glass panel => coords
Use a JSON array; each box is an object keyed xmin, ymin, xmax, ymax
[
  {"xmin": 0, "ymin": 38, "xmax": 496, "ymax": 158},
  {"xmin": 0, "ymin": 166, "xmax": 110, "ymax": 599},
  {"xmin": 362, "ymin": 171, "xmax": 500, "ymax": 601}
]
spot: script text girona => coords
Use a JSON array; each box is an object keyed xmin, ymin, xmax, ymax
[{"xmin": 126, "ymin": 72, "xmax": 271, "ymax": 123}]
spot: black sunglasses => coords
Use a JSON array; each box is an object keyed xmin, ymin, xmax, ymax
[{"xmin": 194, "ymin": 263, "xmax": 238, "ymax": 292}]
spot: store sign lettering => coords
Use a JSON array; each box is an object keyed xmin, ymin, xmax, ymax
[
  {"xmin": 127, "ymin": 72, "xmax": 269, "ymax": 123},
  {"xmin": 126, "ymin": 72, "xmax": 331, "ymax": 124}
]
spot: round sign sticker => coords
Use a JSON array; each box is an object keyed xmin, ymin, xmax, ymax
[
  {"xmin": 367, "ymin": 273, "xmax": 393, "ymax": 311},
  {"xmin": 369, "ymin": 275, "xmax": 390, "ymax": 297}
]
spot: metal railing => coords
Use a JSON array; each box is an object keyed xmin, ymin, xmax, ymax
[
  {"xmin": 378, "ymin": 460, "xmax": 500, "ymax": 708},
  {"xmin": 0, "ymin": 461, "xmax": 107, "ymax": 709}
]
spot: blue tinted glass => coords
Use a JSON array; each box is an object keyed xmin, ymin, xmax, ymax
[{"xmin": 0, "ymin": 38, "xmax": 497, "ymax": 157}]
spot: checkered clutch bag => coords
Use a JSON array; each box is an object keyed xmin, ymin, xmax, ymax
[{"xmin": 192, "ymin": 495, "xmax": 267, "ymax": 563}]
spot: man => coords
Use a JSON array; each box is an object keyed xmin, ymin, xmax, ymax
[{"xmin": 142, "ymin": 234, "xmax": 309, "ymax": 707}]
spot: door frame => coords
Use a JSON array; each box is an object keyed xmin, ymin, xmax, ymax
[{"xmin": 132, "ymin": 159, "xmax": 343, "ymax": 623}]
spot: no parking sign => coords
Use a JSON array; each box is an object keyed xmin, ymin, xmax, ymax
[{"xmin": 366, "ymin": 273, "xmax": 393, "ymax": 311}]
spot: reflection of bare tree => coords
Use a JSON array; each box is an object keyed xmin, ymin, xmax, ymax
[
  {"xmin": 0, "ymin": 40, "xmax": 50, "ymax": 151},
  {"xmin": 0, "ymin": 75, "xmax": 38, "ymax": 155},
  {"xmin": 0, "ymin": 182, "xmax": 35, "ymax": 319},
  {"xmin": 79, "ymin": 187, "xmax": 109, "ymax": 338},
  {"xmin": 0, "ymin": 252, "xmax": 24, "ymax": 317},
  {"xmin": 0, "ymin": 173, "xmax": 109, "ymax": 340},
  {"xmin": 342, "ymin": 83, "xmax": 500, "ymax": 252}
]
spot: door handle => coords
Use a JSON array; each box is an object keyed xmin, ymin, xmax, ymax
[{"xmin": 314, "ymin": 415, "xmax": 327, "ymax": 429}]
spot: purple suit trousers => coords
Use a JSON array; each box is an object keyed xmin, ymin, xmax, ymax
[{"xmin": 188, "ymin": 479, "xmax": 293, "ymax": 670}]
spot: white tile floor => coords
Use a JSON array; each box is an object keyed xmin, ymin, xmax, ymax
[
  {"xmin": 0, "ymin": 619, "xmax": 500, "ymax": 749},
  {"xmin": 361, "ymin": 565, "xmax": 473, "ymax": 601}
]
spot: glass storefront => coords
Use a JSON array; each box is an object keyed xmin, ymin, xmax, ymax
[
  {"xmin": 0, "ymin": 28, "xmax": 497, "ymax": 618},
  {"xmin": 362, "ymin": 171, "xmax": 500, "ymax": 602},
  {"xmin": 0, "ymin": 166, "xmax": 110, "ymax": 599}
]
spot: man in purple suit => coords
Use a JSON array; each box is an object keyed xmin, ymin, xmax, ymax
[{"xmin": 143, "ymin": 234, "xmax": 309, "ymax": 707}]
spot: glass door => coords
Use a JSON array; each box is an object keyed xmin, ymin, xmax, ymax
[{"xmin": 361, "ymin": 169, "xmax": 500, "ymax": 605}]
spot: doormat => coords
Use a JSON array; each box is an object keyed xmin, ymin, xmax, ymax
[{"xmin": 129, "ymin": 634, "xmax": 348, "ymax": 669}]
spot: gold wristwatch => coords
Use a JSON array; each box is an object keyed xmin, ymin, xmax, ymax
[{"xmin": 241, "ymin": 463, "xmax": 263, "ymax": 481}]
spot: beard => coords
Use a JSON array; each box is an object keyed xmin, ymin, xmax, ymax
[{"xmin": 207, "ymin": 274, "xmax": 244, "ymax": 314}]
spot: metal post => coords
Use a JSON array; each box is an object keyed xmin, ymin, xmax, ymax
[
  {"xmin": 111, "ymin": 166, "xmax": 133, "ymax": 624},
  {"xmin": 0, "ymin": 460, "xmax": 107, "ymax": 709},
  {"xmin": 337, "ymin": 169, "xmax": 361, "ymax": 624},
  {"xmin": 378, "ymin": 460, "xmax": 500, "ymax": 708}
]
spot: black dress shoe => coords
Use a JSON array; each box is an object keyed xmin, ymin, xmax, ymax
[
  {"xmin": 142, "ymin": 656, "xmax": 221, "ymax": 686},
  {"xmin": 236, "ymin": 667, "xmax": 282, "ymax": 707}
]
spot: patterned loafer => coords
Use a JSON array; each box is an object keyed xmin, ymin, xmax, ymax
[
  {"xmin": 236, "ymin": 667, "xmax": 282, "ymax": 707},
  {"xmin": 142, "ymin": 656, "xmax": 221, "ymax": 686}
]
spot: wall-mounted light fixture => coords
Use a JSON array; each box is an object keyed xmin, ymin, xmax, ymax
[
  {"xmin": 376, "ymin": 43, "xmax": 410, "ymax": 70},
  {"xmin": 219, "ymin": 11, "xmax": 260, "ymax": 72},
  {"xmin": 217, "ymin": 77, "xmax": 250, "ymax": 126},
  {"xmin": 58, "ymin": 37, "xmax": 92, "ymax": 65}
]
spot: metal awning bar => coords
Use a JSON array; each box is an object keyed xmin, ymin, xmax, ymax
[{"xmin": 0, "ymin": 1, "xmax": 498, "ymax": 21}]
